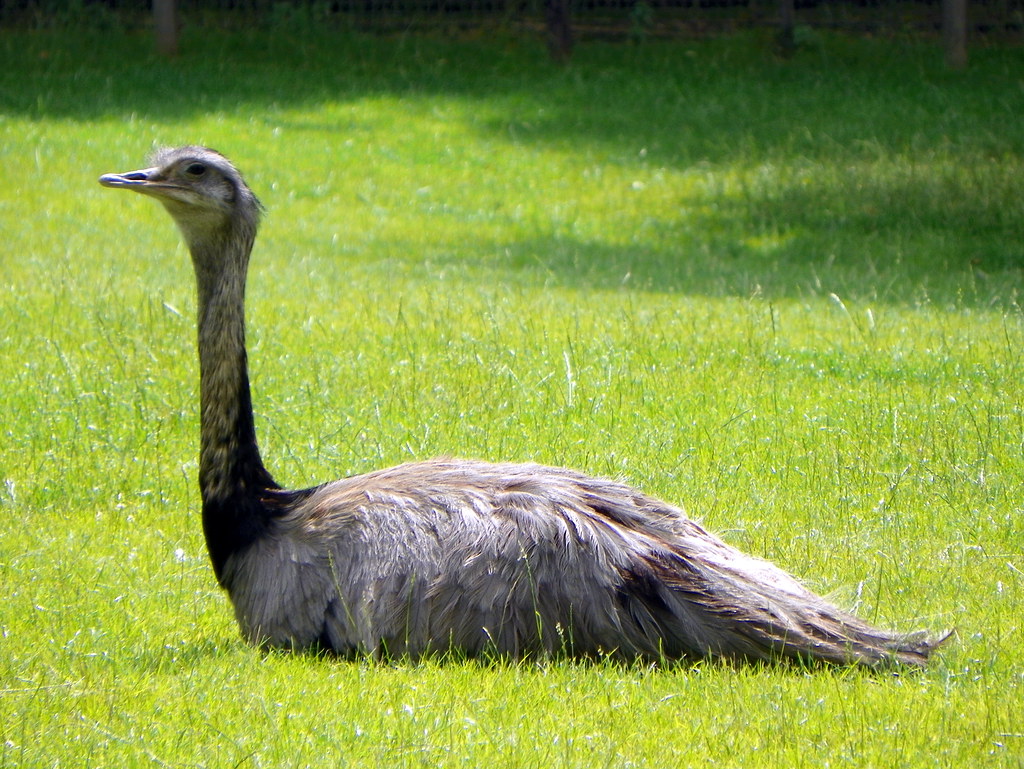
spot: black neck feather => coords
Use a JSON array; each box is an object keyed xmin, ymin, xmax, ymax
[{"xmin": 191, "ymin": 230, "xmax": 280, "ymax": 583}]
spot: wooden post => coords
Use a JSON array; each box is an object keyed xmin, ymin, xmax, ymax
[
  {"xmin": 154, "ymin": 0, "xmax": 179, "ymax": 58},
  {"xmin": 544, "ymin": 0, "xmax": 573, "ymax": 64},
  {"xmin": 777, "ymin": 0, "xmax": 796, "ymax": 56},
  {"xmin": 942, "ymin": 0, "xmax": 967, "ymax": 69}
]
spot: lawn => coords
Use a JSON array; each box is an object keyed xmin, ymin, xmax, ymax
[{"xmin": 0, "ymin": 24, "xmax": 1022, "ymax": 767}]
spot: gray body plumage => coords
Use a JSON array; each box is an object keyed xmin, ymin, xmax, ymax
[{"xmin": 100, "ymin": 146, "xmax": 944, "ymax": 668}]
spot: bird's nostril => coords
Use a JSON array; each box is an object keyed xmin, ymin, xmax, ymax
[{"xmin": 123, "ymin": 171, "xmax": 149, "ymax": 181}]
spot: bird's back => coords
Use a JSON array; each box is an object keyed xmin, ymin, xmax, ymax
[{"xmin": 220, "ymin": 458, "xmax": 930, "ymax": 665}]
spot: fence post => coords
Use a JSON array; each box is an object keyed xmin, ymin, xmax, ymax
[
  {"xmin": 777, "ymin": 0, "xmax": 796, "ymax": 55},
  {"xmin": 545, "ymin": 0, "xmax": 573, "ymax": 63},
  {"xmin": 942, "ymin": 0, "xmax": 967, "ymax": 69},
  {"xmin": 154, "ymin": 0, "xmax": 179, "ymax": 57}
]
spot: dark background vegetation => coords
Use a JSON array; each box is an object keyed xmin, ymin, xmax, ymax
[
  {"xmin": 2, "ymin": 0, "xmax": 1020, "ymax": 37},
  {"xmin": 1, "ymin": 0, "xmax": 1016, "ymax": 72}
]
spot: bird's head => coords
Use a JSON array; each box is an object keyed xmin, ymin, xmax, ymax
[{"xmin": 100, "ymin": 146, "xmax": 262, "ymax": 257}]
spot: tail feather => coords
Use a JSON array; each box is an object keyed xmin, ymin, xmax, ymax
[{"xmin": 629, "ymin": 541, "xmax": 948, "ymax": 668}]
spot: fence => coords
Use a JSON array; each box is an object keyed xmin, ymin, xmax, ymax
[{"xmin": 2, "ymin": 0, "xmax": 1021, "ymax": 36}]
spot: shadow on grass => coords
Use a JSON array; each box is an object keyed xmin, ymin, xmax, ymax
[
  {"xmin": 127, "ymin": 636, "xmax": 241, "ymax": 672},
  {"xmin": 5, "ymin": 27, "xmax": 1022, "ymax": 305},
  {"xmin": 5, "ymin": 27, "xmax": 1020, "ymax": 161},
  {"xmin": 449, "ymin": 159, "xmax": 1024, "ymax": 304}
]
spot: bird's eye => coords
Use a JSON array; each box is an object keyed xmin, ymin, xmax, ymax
[{"xmin": 185, "ymin": 163, "xmax": 207, "ymax": 176}]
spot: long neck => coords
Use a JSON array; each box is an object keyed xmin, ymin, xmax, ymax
[{"xmin": 189, "ymin": 224, "xmax": 279, "ymax": 581}]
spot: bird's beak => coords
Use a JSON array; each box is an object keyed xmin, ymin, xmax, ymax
[{"xmin": 99, "ymin": 166, "xmax": 166, "ymax": 195}]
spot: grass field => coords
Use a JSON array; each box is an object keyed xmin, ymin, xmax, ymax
[{"xmin": 1, "ymin": 24, "xmax": 1023, "ymax": 767}]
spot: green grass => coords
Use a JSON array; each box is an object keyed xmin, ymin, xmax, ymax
[{"xmin": 1, "ymin": 25, "xmax": 1023, "ymax": 767}]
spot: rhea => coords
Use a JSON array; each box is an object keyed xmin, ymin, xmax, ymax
[{"xmin": 99, "ymin": 146, "xmax": 942, "ymax": 667}]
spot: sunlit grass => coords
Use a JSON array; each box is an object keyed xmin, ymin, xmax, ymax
[{"xmin": 1, "ymin": 26, "xmax": 1022, "ymax": 768}]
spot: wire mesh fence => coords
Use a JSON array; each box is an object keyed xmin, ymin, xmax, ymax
[{"xmin": 2, "ymin": 0, "xmax": 1021, "ymax": 36}]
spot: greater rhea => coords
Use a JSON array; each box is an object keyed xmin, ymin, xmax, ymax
[{"xmin": 99, "ymin": 146, "xmax": 943, "ymax": 667}]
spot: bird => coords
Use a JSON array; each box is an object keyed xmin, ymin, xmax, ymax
[{"xmin": 99, "ymin": 146, "xmax": 944, "ymax": 668}]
